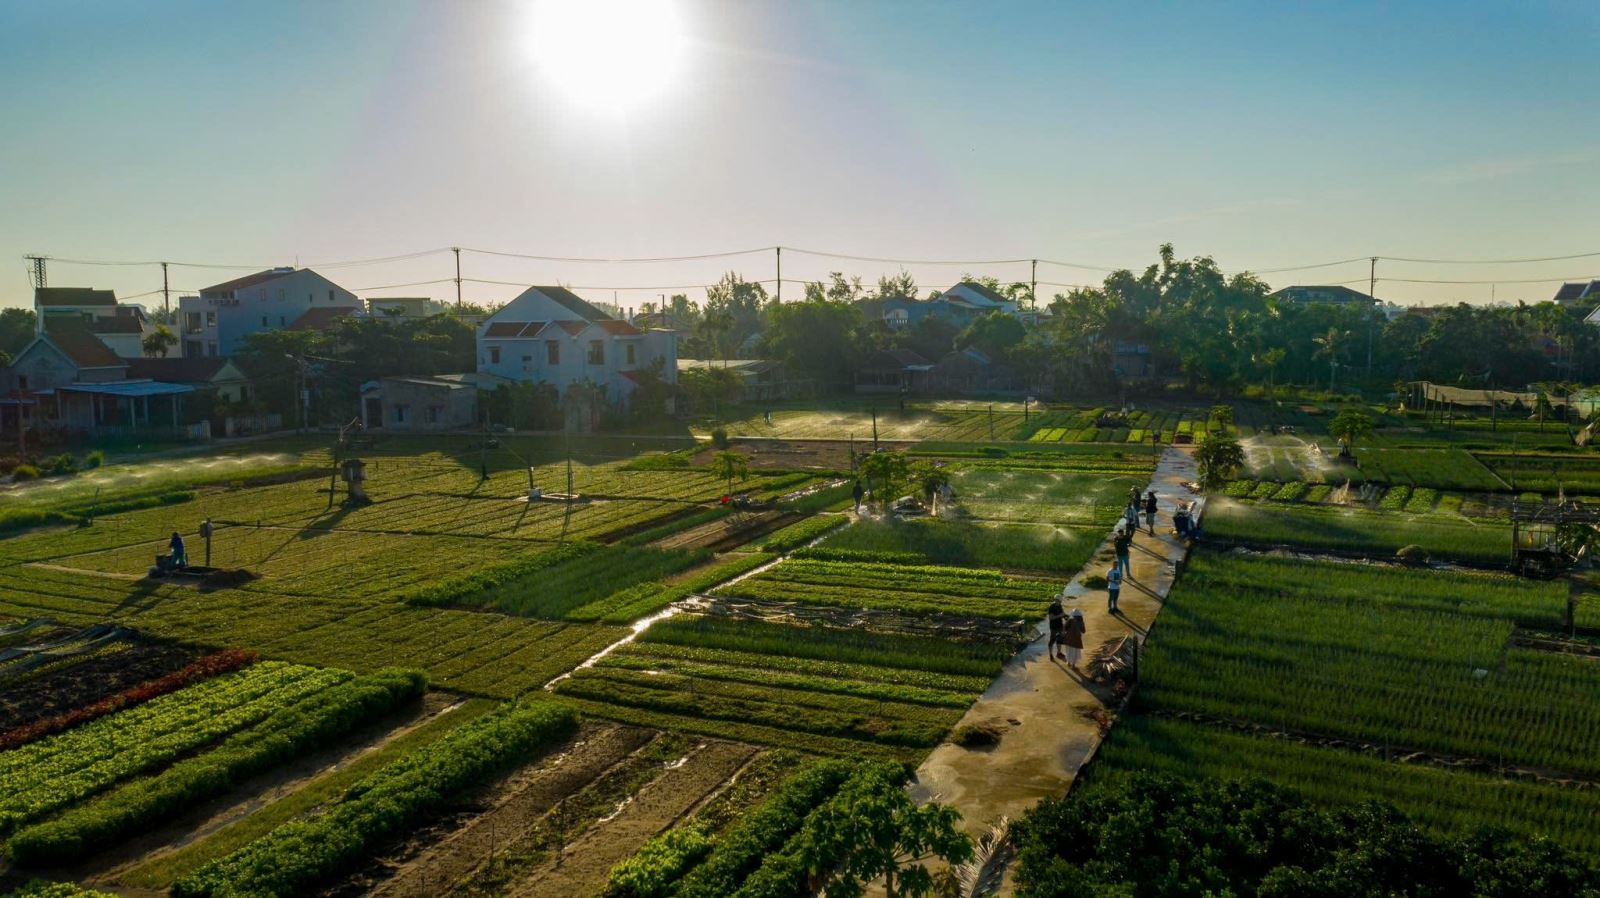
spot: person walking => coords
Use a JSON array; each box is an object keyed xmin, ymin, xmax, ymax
[
  {"xmin": 1113, "ymin": 524, "xmax": 1133, "ymax": 581},
  {"xmin": 1127, "ymin": 484, "xmax": 1142, "ymax": 509},
  {"xmin": 1062, "ymin": 608, "xmax": 1086, "ymax": 669},
  {"xmin": 1047, "ymin": 594, "xmax": 1066, "ymax": 661},
  {"xmin": 1144, "ymin": 489, "xmax": 1158, "ymax": 535},
  {"xmin": 169, "ymin": 531, "xmax": 187, "ymax": 568},
  {"xmin": 852, "ymin": 480, "xmax": 865, "ymax": 512},
  {"xmin": 1123, "ymin": 501, "xmax": 1140, "ymax": 534},
  {"xmin": 1106, "ymin": 563, "xmax": 1123, "ymax": 614}
]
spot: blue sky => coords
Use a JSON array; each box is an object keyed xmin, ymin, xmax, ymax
[{"xmin": 1, "ymin": 0, "xmax": 1597, "ymax": 310}]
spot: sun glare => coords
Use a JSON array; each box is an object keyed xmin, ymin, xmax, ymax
[{"xmin": 525, "ymin": 0, "xmax": 689, "ymax": 113}]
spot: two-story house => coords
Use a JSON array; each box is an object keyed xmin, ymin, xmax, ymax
[
  {"xmin": 476, "ymin": 286, "xmax": 676, "ymax": 406},
  {"xmin": 179, "ymin": 268, "xmax": 360, "ymax": 358},
  {"xmin": 34, "ymin": 287, "xmax": 152, "ymax": 359}
]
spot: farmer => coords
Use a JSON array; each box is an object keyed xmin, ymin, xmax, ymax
[
  {"xmin": 1062, "ymin": 607, "xmax": 1086, "ymax": 668},
  {"xmin": 1047, "ymin": 594, "xmax": 1066, "ymax": 661},
  {"xmin": 1106, "ymin": 562, "xmax": 1123, "ymax": 614},
  {"xmin": 1128, "ymin": 484, "xmax": 1142, "ymax": 508},
  {"xmin": 1173, "ymin": 501, "xmax": 1193, "ymax": 539},
  {"xmin": 1113, "ymin": 523, "xmax": 1133, "ymax": 580},
  {"xmin": 1123, "ymin": 501, "xmax": 1140, "ymax": 533},
  {"xmin": 169, "ymin": 531, "xmax": 187, "ymax": 568},
  {"xmin": 852, "ymin": 480, "xmax": 865, "ymax": 512},
  {"xmin": 1144, "ymin": 490, "xmax": 1158, "ymax": 535}
]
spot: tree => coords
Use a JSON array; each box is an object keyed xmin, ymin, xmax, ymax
[
  {"xmin": 795, "ymin": 765, "xmax": 973, "ymax": 898},
  {"xmin": 710, "ymin": 450, "xmax": 749, "ymax": 498},
  {"xmin": 1195, "ymin": 430, "xmax": 1245, "ymax": 490},
  {"xmin": 955, "ymin": 311, "xmax": 1026, "ymax": 359},
  {"xmin": 1312, "ymin": 327, "xmax": 1349, "ymax": 391},
  {"xmin": 1209, "ymin": 404, "xmax": 1234, "ymax": 431},
  {"xmin": 142, "ymin": 323, "xmax": 178, "ymax": 358},
  {"xmin": 0, "ymin": 308, "xmax": 36, "ymax": 358},
  {"xmin": 859, "ymin": 450, "xmax": 909, "ymax": 509},
  {"xmin": 762, "ymin": 296, "xmax": 863, "ymax": 393},
  {"xmin": 1327, "ymin": 408, "xmax": 1374, "ymax": 457},
  {"xmin": 911, "ymin": 461, "xmax": 951, "ymax": 515}
]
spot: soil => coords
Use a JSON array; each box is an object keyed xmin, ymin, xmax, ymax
[
  {"xmin": 359, "ymin": 723, "xmax": 657, "ymax": 898},
  {"xmin": 649, "ymin": 510, "xmax": 799, "ymax": 553},
  {"xmin": 505, "ymin": 739, "xmax": 759, "ymax": 898},
  {"xmin": 0, "ymin": 640, "xmax": 196, "ymax": 733},
  {"xmin": 692, "ymin": 439, "xmax": 857, "ymax": 471},
  {"xmin": 80, "ymin": 692, "xmax": 466, "ymax": 892}
]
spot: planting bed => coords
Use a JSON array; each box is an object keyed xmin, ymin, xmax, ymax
[
  {"xmin": 1093, "ymin": 550, "xmax": 1600, "ymax": 853},
  {"xmin": 1204, "ymin": 498, "xmax": 1511, "ymax": 565}
]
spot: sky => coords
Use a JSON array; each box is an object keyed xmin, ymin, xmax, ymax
[{"xmin": 1, "ymin": 0, "xmax": 1598, "ymax": 312}]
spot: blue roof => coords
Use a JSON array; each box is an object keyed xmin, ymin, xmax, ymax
[{"xmin": 58, "ymin": 380, "xmax": 195, "ymax": 397}]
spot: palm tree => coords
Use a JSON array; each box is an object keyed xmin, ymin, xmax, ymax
[
  {"xmin": 710, "ymin": 450, "xmax": 749, "ymax": 498},
  {"xmin": 1312, "ymin": 328, "xmax": 1349, "ymax": 391}
]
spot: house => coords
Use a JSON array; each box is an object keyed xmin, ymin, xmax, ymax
[
  {"xmin": 368, "ymin": 296, "xmax": 447, "ymax": 320},
  {"xmin": 940, "ymin": 281, "xmax": 1020, "ymax": 315},
  {"xmin": 930, "ymin": 348, "xmax": 1004, "ymax": 394},
  {"xmin": 287, "ymin": 306, "xmax": 358, "ymax": 333},
  {"xmin": 677, "ymin": 359, "xmax": 800, "ymax": 402},
  {"xmin": 126, "ymin": 357, "xmax": 252, "ymax": 404},
  {"xmin": 34, "ymin": 287, "xmax": 151, "ymax": 358},
  {"xmin": 475, "ymin": 286, "xmax": 676, "ymax": 407},
  {"xmin": 6, "ymin": 317, "xmax": 129, "ymax": 394},
  {"xmin": 179, "ymin": 268, "xmax": 360, "ymax": 358},
  {"xmin": 856, "ymin": 348, "xmax": 934, "ymax": 394},
  {"xmin": 1269, "ymin": 285, "xmax": 1380, "ymax": 306},
  {"xmin": 1112, "ymin": 341, "xmax": 1155, "ymax": 380},
  {"xmin": 1558, "ymin": 281, "xmax": 1600, "ymax": 309},
  {"xmin": 359, "ymin": 375, "xmax": 480, "ymax": 432}
]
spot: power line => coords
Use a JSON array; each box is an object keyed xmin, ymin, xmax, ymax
[
  {"xmin": 461, "ymin": 246, "xmax": 771, "ymax": 264},
  {"xmin": 1378, "ymin": 273, "xmax": 1600, "ymax": 285},
  {"xmin": 1381, "ymin": 250, "xmax": 1600, "ymax": 265}
]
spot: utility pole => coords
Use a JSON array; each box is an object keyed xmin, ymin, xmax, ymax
[
  {"xmin": 1029, "ymin": 259, "xmax": 1038, "ymax": 311},
  {"xmin": 775, "ymin": 246, "xmax": 782, "ymax": 303},
  {"xmin": 1367, "ymin": 257, "xmax": 1377, "ymax": 375},
  {"xmin": 453, "ymin": 247, "xmax": 463, "ymax": 308},
  {"xmin": 161, "ymin": 261, "xmax": 171, "ymax": 316}
]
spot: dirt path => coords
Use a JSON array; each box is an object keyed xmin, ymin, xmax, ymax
[
  {"xmin": 86, "ymin": 693, "xmax": 465, "ymax": 890},
  {"xmin": 907, "ymin": 447, "xmax": 1202, "ymax": 896},
  {"xmin": 506, "ymin": 740, "xmax": 758, "ymax": 898},
  {"xmin": 367, "ymin": 723, "xmax": 656, "ymax": 898}
]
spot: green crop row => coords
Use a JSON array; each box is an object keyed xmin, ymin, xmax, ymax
[
  {"xmin": 173, "ymin": 700, "xmax": 577, "ymax": 898},
  {"xmin": 641, "ymin": 615, "xmax": 1010, "ymax": 678},
  {"xmin": 1204, "ymin": 500, "xmax": 1510, "ymax": 565},
  {"xmin": 400, "ymin": 541, "xmax": 599, "ymax": 608},
  {"xmin": 812, "ymin": 518, "xmax": 1101, "ymax": 573},
  {"xmin": 759, "ymin": 515, "xmax": 847, "ymax": 553},
  {"xmin": 0, "ymin": 662, "xmax": 344, "ymax": 836},
  {"xmin": 7, "ymin": 669, "xmax": 427, "ymax": 866},
  {"xmin": 565, "ymin": 552, "xmax": 777, "ymax": 624},
  {"xmin": 1140, "ymin": 552, "xmax": 1600, "ymax": 778},
  {"xmin": 616, "ymin": 641, "xmax": 992, "ymax": 694},
  {"xmin": 596, "ymin": 652, "xmax": 975, "ymax": 708}
]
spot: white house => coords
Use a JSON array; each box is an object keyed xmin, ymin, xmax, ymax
[
  {"xmin": 476, "ymin": 286, "xmax": 676, "ymax": 406},
  {"xmin": 940, "ymin": 281, "xmax": 1021, "ymax": 315},
  {"xmin": 179, "ymin": 268, "xmax": 360, "ymax": 358},
  {"xmin": 34, "ymin": 288, "xmax": 151, "ymax": 359}
]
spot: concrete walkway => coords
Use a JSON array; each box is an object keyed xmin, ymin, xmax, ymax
[{"xmin": 908, "ymin": 447, "xmax": 1201, "ymax": 886}]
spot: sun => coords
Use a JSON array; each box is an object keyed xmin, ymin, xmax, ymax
[{"xmin": 525, "ymin": 0, "xmax": 689, "ymax": 113}]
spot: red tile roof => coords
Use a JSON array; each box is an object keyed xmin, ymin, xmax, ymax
[
  {"xmin": 35, "ymin": 287, "xmax": 116, "ymax": 308},
  {"xmin": 555, "ymin": 320, "xmax": 588, "ymax": 336},
  {"xmin": 595, "ymin": 320, "xmax": 641, "ymax": 336},
  {"xmin": 41, "ymin": 319, "xmax": 124, "ymax": 369},
  {"xmin": 484, "ymin": 321, "xmax": 549, "ymax": 338},
  {"xmin": 125, "ymin": 357, "xmax": 231, "ymax": 383},
  {"xmin": 288, "ymin": 306, "xmax": 356, "ymax": 332},
  {"xmin": 200, "ymin": 268, "xmax": 297, "ymax": 296},
  {"xmin": 89, "ymin": 316, "xmax": 145, "ymax": 335}
]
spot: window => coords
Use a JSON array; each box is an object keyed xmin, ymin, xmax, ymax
[
  {"xmin": 489, "ymin": 346, "xmax": 501, "ymax": 364},
  {"xmin": 394, "ymin": 404, "xmax": 408, "ymax": 423},
  {"xmin": 279, "ymin": 316, "xmax": 286, "ymax": 327},
  {"xmin": 185, "ymin": 312, "xmax": 203, "ymax": 333},
  {"xmin": 587, "ymin": 340, "xmax": 604, "ymax": 365},
  {"xmin": 207, "ymin": 341, "xmax": 218, "ymax": 357},
  {"xmin": 17, "ymin": 376, "xmax": 27, "ymax": 390},
  {"xmin": 625, "ymin": 343, "xmax": 636, "ymax": 365},
  {"xmin": 308, "ymin": 293, "xmax": 313, "ymax": 303},
  {"xmin": 261, "ymin": 316, "xmax": 269, "ymax": 327},
  {"xmin": 425, "ymin": 406, "xmax": 439, "ymax": 424},
  {"xmin": 205, "ymin": 311, "xmax": 216, "ymax": 327},
  {"xmin": 328, "ymin": 290, "xmax": 335, "ymax": 302},
  {"xmin": 277, "ymin": 289, "xmax": 286, "ymax": 301},
  {"xmin": 546, "ymin": 341, "xmax": 560, "ymax": 364}
]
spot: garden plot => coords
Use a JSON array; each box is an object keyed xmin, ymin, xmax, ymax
[
  {"xmin": 712, "ymin": 558, "xmax": 1055, "ymax": 620},
  {"xmin": 1203, "ymin": 498, "xmax": 1511, "ymax": 566},
  {"xmin": 806, "ymin": 517, "xmax": 1101, "ymax": 573},
  {"xmin": 950, "ymin": 468, "xmax": 1145, "ymax": 527},
  {"xmin": 1093, "ymin": 550, "xmax": 1600, "ymax": 853},
  {"xmin": 1475, "ymin": 452, "xmax": 1600, "ymax": 495},
  {"xmin": 699, "ymin": 401, "xmax": 1029, "ymax": 442},
  {"xmin": 554, "ymin": 615, "xmax": 1009, "ymax": 756}
]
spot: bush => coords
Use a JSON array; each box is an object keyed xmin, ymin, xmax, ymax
[
  {"xmin": 11, "ymin": 464, "xmax": 39, "ymax": 481},
  {"xmin": 83, "ymin": 450, "xmax": 105, "ymax": 469},
  {"xmin": 174, "ymin": 700, "xmax": 577, "ymax": 898},
  {"xmin": 39, "ymin": 454, "xmax": 76, "ymax": 477},
  {"xmin": 711, "ymin": 427, "xmax": 731, "ymax": 449},
  {"xmin": 1012, "ymin": 773, "xmax": 1600, "ymax": 898},
  {"xmin": 952, "ymin": 723, "xmax": 1002, "ymax": 748},
  {"xmin": 8, "ymin": 881, "xmax": 117, "ymax": 898}
]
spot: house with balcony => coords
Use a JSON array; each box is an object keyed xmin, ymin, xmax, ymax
[
  {"xmin": 476, "ymin": 286, "xmax": 676, "ymax": 408},
  {"xmin": 178, "ymin": 268, "xmax": 359, "ymax": 358}
]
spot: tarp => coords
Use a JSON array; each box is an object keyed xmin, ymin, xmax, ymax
[
  {"xmin": 57, "ymin": 380, "xmax": 195, "ymax": 398},
  {"xmin": 1412, "ymin": 382, "xmax": 1549, "ymax": 407}
]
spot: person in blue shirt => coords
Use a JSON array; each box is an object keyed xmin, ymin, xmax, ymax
[
  {"xmin": 169, "ymin": 531, "xmax": 187, "ymax": 568},
  {"xmin": 1106, "ymin": 562, "xmax": 1123, "ymax": 613}
]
